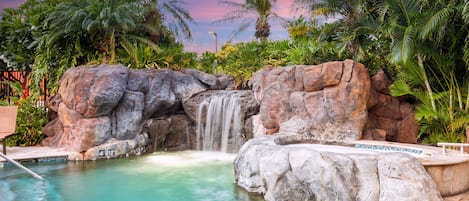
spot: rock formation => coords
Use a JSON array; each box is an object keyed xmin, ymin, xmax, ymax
[
  {"xmin": 234, "ymin": 136, "xmax": 443, "ymax": 201},
  {"xmin": 364, "ymin": 70, "xmax": 418, "ymax": 143},
  {"xmin": 250, "ymin": 61, "xmax": 418, "ymax": 144},
  {"xmin": 250, "ymin": 60, "xmax": 370, "ymax": 141},
  {"xmin": 43, "ymin": 64, "xmax": 258, "ymax": 160}
]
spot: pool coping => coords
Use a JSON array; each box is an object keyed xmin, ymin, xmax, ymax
[
  {"xmin": 0, "ymin": 146, "xmax": 70, "ymax": 167},
  {"xmin": 352, "ymin": 140, "xmax": 469, "ymax": 166}
]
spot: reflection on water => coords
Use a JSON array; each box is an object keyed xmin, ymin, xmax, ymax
[{"xmin": 0, "ymin": 151, "xmax": 263, "ymax": 201}]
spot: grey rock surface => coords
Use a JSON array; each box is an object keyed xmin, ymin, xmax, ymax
[
  {"xmin": 234, "ymin": 136, "xmax": 443, "ymax": 201},
  {"xmin": 44, "ymin": 65, "xmax": 239, "ymax": 159}
]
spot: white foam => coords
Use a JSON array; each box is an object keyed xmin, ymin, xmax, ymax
[{"xmin": 145, "ymin": 151, "xmax": 236, "ymax": 167}]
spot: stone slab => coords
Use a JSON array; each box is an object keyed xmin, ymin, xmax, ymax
[{"xmin": 0, "ymin": 146, "xmax": 69, "ymax": 165}]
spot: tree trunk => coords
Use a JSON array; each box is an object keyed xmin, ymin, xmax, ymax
[{"xmin": 417, "ymin": 55, "xmax": 436, "ymax": 111}]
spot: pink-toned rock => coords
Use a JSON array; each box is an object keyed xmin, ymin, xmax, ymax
[
  {"xmin": 371, "ymin": 70, "xmax": 392, "ymax": 94},
  {"xmin": 259, "ymin": 81, "xmax": 294, "ymax": 134},
  {"xmin": 251, "ymin": 60, "xmax": 370, "ymax": 141},
  {"xmin": 56, "ymin": 103, "xmax": 111, "ymax": 152},
  {"xmin": 59, "ymin": 64, "xmax": 128, "ymax": 118},
  {"xmin": 321, "ymin": 61, "xmax": 343, "ymax": 87},
  {"xmin": 373, "ymin": 93, "xmax": 402, "ymax": 119},
  {"xmin": 367, "ymin": 87, "xmax": 379, "ymax": 111},
  {"xmin": 365, "ymin": 71, "xmax": 419, "ymax": 143},
  {"xmin": 43, "ymin": 118, "xmax": 60, "ymax": 137},
  {"xmin": 303, "ymin": 65, "xmax": 323, "ymax": 91},
  {"xmin": 369, "ymin": 129, "xmax": 387, "ymax": 141},
  {"xmin": 396, "ymin": 103, "xmax": 418, "ymax": 143}
]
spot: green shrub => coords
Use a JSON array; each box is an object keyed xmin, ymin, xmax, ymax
[
  {"xmin": 118, "ymin": 44, "xmax": 198, "ymax": 70},
  {"xmin": 6, "ymin": 95, "xmax": 48, "ymax": 146},
  {"xmin": 196, "ymin": 39, "xmax": 344, "ymax": 88}
]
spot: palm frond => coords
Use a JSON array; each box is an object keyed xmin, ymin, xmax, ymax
[
  {"xmin": 390, "ymin": 25, "xmax": 414, "ymax": 64},
  {"xmin": 127, "ymin": 35, "xmax": 160, "ymax": 51},
  {"xmin": 463, "ymin": 0, "xmax": 469, "ymax": 24},
  {"xmin": 419, "ymin": 7, "xmax": 453, "ymax": 40},
  {"xmin": 389, "ymin": 79, "xmax": 414, "ymax": 96}
]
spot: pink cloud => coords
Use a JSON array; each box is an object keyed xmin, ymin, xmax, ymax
[
  {"xmin": 188, "ymin": 0, "xmax": 235, "ymax": 22},
  {"xmin": 0, "ymin": 1, "xmax": 23, "ymax": 10},
  {"xmin": 189, "ymin": 0, "xmax": 294, "ymax": 22},
  {"xmin": 274, "ymin": 0, "xmax": 294, "ymax": 18},
  {"xmin": 2, "ymin": 0, "xmax": 295, "ymax": 54}
]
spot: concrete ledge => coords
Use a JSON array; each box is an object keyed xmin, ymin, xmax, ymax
[
  {"xmin": 353, "ymin": 140, "xmax": 469, "ymax": 197},
  {"xmin": 0, "ymin": 146, "xmax": 69, "ymax": 167}
]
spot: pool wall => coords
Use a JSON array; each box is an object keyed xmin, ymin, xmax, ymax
[{"xmin": 425, "ymin": 159, "xmax": 469, "ymax": 197}]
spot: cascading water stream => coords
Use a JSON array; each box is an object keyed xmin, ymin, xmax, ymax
[{"xmin": 196, "ymin": 93, "xmax": 242, "ymax": 153}]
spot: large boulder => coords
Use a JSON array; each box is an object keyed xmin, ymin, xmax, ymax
[
  {"xmin": 250, "ymin": 60, "xmax": 370, "ymax": 141},
  {"xmin": 58, "ymin": 64, "xmax": 128, "ymax": 118},
  {"xmin": 234, "ymin": 136, "xmax": 443, "ymax": 201}
]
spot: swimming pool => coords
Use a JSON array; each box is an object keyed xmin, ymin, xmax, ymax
[{"xmin": 0, "ymin": 151, "xmax": 262, "ymax": 201}]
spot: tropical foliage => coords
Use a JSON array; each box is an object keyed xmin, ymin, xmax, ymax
[
  {"xmin": 5, "ymin": 95, "xmax": 48, "ymax": 146},
  {"xmin": 0, "ymin": 0, "xmax": 195, "ymax": 93},
  {"xmin": 0, "ymin": 81, "xmax": 48, "ymax": 146},
  {"xmin": 291, "ymin": 0, "xmax": 469, "ymax": 144},
  {"xmin": 196, "ymin": 38, "xmax": 343, "ymax": 87}
]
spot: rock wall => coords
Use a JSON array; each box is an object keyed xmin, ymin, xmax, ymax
[
  {"xmin": 364, "ymin": 70, "xmax": 418, "ymax": 143},
  {"xmin": 250, "ymin": 61, "xmax": 418, "ymax": 144},
  {"xmin": 43, "ymin": 64, "xmax": 258, "ymax": 160},
  {"xmin": 250, "ymin": 60, "xmax": 370, "ymax": 141},
  {"xmin": 42, "ymin": 61, "xmax": 418, "ymax": 160},
  {"xmin": 234, "ymin": 136, "xmax": 443, "ymax": 201}
]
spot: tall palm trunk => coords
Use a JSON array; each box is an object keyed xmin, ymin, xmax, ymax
[
  {"xmin": 255, "ymin": 15, "xmax": 270, "ymax": 40},
  {"xmin": 417, "ymin": 55, "xmax": 436, "ymax": 111}
]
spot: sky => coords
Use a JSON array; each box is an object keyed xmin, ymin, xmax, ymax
[{"xmin": 0, "ymin": 0, "xmax": 299, "ymax": 53}]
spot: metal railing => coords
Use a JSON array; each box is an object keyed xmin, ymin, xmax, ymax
[
  {"xmin": 0, "ymin": 152, "xmax": 43, "ymax": 180},
  {"xmin": 1, "ymin": 70, "xmax": 48, "ymax": 106},
  {"xmin": 437, "ymin": 142, "xmax": 469, "ymax": 154}
]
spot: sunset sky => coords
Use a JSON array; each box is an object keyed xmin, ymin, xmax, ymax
[{"xmin": 0, "ymin": 0, "xmax": 299, "ymax": 53}]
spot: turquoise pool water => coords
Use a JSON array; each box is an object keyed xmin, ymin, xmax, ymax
[{"xmin": 0, "ymin": 151, "xmax": 262, "ymax": 201}]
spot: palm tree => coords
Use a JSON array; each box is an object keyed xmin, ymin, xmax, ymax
[
  {"xmin": 139, "ymin": 0, "xmax": 195, "ymax": 44},
  {"xmin": 382, "ymin": 0, "xmax": 469, "ymax": 143},
  {"xmin": 219, "ymin": 0, "xmax": 278, "ymax": 40},
  {"xmin": 43, "ymin": 0, "xmax": 159, "ymax": 63},
  {"xmin": 293, "ymin": 0, "xmax": 379, "ymax": 60},
  {"xmin": 378, "ymin": 0, "xmax": 461, "ymax": 112}
]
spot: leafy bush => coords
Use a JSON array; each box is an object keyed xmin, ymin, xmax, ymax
[
  {"xmin": 0, "ymin": 81, "xmax": 23, "ymax": 106},
  {"xmin": 391, "ymin": 70, "xmax": 469, "ymax": 145},
  {"xmin": 6, "ymin": 95, "xmax": 48, "ymax": 146},
  {"xmin": 197, "ymin": 39, "xmax": 344, "ymax": 88},
  {"xmin": 118, "ymin": 44, "xmax": 198, "ymax": 70}
]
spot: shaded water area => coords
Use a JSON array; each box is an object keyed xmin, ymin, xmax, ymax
[{"xmin": 0, "ymin": 151, "xmax": 262, "ymax": 201}]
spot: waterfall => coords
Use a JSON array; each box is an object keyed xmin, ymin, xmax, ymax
[{"xmin": 196, "ymin": 94, "xmax": 242, "ymax": 153}]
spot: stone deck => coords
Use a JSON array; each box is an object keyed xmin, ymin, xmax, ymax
[{"xmin": 0, "ymin": 146, "xmax": 69, "ymax": 166}]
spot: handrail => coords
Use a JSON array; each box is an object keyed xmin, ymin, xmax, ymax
[
  {"xmin": 0, "ymin": 152, "xmax": 43, "ymax": 180},
  {"xmin": 437, "ymin": 142, "xmax": 469, "ymax": 154}
]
